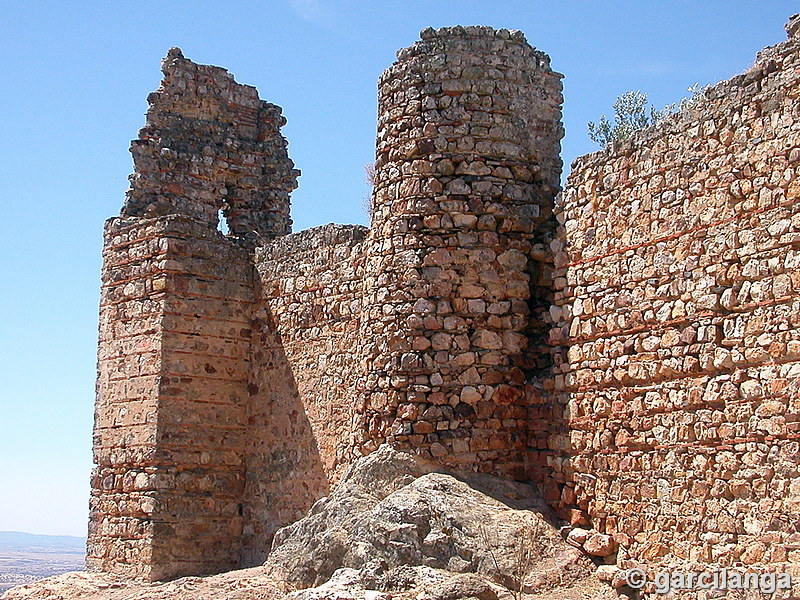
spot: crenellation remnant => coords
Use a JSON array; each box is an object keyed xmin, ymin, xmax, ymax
[
  {"xmin": 787, "ymin": 13, "xmax": 800, "ymax": 38},
  {"xmin": 123, "ymin": 46, "xmax": 298, "ymax": 239},
  {"xmin": 88, "ymin": 18, "xmax": 800, "ymax": 597}
]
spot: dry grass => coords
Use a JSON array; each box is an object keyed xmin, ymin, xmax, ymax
[{"xmin": 480, "ymin": 518, "xmax": 545, "ymax": 600}]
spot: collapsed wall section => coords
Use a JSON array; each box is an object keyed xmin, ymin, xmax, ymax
[
  {"xmin": 549, "ymin": 22, "xmax": 800, "ymax": 581},
  {"xmin": 241, "ymin": 224, "xmax": 367, "ymax": 565},
  {"xmin": 361, "ymin": 26, "xmax": 563, "ymax": 478},
  {"xmin": 123, "ymin": 47, "xmax": 298, "ymax": 239}
]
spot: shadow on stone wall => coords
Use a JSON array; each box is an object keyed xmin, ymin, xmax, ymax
[
  {"xmin": 524, "ymin": 213, "xmax": 574, "ymax": 517},
  {"xmin": 240, "ymin": 310, "xmax": 330, "ymax": 567}
]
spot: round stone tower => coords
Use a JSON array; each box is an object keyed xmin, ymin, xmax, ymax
[{"xmin": 359, "ymin": 26, "xmax": 563, "ymax": 479}]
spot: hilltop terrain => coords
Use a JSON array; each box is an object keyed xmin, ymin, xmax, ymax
[{"xmin": 0, "ymin": 533, "xmax": 84, "ymax": 595}]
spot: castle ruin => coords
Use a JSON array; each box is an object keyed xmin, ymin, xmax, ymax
[{"xmin": 88, "ymin": 18, "xmax": 800, "ymax": 591}]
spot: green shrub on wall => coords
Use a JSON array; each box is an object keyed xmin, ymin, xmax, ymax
[{"xmin": 588, "ymin": 85, "xmax": 708, "ymax": 147}]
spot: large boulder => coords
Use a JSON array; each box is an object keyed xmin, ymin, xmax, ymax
[{"xmin": 266, "ymin": 445, "xmax": 594, "ymax": 596}]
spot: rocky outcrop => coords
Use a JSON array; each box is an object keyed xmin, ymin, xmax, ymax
[
  {"xmin": 1, "ymin": 569, "xmax": 287, "ymax": 600},
  {"xmin": 266, "ymin": 445, "xmax": 595, "ymax": 596}
]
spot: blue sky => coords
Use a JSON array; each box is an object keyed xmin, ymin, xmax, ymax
[{"xmin": 0, "ymin": 1, "xmax": 796, "ymax": 537}]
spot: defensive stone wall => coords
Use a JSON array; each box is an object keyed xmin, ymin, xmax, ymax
[
  {"xmin": 545, "ymin": 18, "xmax": 800, "ymax": 587},
  {"xmin": 242, "ymin": 224, "xmax": 367, "ymax": 564},
  {"xmin": 89, "ymin": 16, "xmax": 800, "ymax": 593},
  {"xmin": 89, "ymin": 215, "xmax": 254, "ymax": 580},
  {"xmin": 90, "ymin": 27, "xmax": 562, "ymax": 579},
  {"xmin": 89, "ymin": 47, "xmax": 299, "ymax": 579}
]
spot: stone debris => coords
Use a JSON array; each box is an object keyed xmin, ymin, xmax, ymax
[{"xmin": 581, "ymin": 535, "xmax": 615, "ymax": 558}]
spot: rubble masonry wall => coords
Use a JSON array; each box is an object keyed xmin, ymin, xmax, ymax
[
  {"xmin": 91, "ymin": 19, "xmax": 800, "ymax": 587},
  {"xmin": 241, "ymin": 224, "xmax": 367, "ymax": 564},
  {"xmin": 546, "ymin": 25, "xmax": 800, "ymax": 582},
  {"xmin": 90, "ymin": 46, "xmax": 299, "ymax": 579},
  {"xmin": 89, "ymin": 216, "xmax": 253, "ymax": 580}
]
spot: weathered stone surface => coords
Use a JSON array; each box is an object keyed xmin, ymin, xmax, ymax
[
  {"xmin": 582, "ymin": 534, "xmax": 615, "ymax": 558},
  {"xmin": 123, "ymin": 47, "xmax": 298, "ymax": 238},
  {"xmin": 541, "ymin": 15, "xmax": 800, "ymax": 597},
  {"xmin": 89, "ymin": 215, "xmax": 255, "ymax": 580},
  {"xmin": 285, "ymin": 568, "xmax": 501, "ymax": 600},
  {"xmin": 1, "ymin": 566, "xmax": 615, "ymax": 600},
  {"xmin": 266, "ymin": 445, "xmax": 593, "ymax": 593},
  {"xmin": 359, "ymin": 24, "xmax": 563, "ymax": 481},
  {"xmin": 566, "ymin": 528, "xmax": 589, "ymax": 548},
  {"xmin": 243, "ymin": 223, "xmax": 368, "ymax": 564},
  {"xmin": 0, "ymin": 569, "xmax": 286, "ymax": 600}
]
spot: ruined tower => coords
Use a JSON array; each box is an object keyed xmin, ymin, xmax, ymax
[
  {"xmin": 88, "ymin": 48, "xmax": 298, "ymax": 580},
  {"xmin": 86, "ymin": 16, "xmax": 800, "ymax": 594},
  {"xmin": 360, "ymin": 26, "xmax": 563, "ymax": 479}
]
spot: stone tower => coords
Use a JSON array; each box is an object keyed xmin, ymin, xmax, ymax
[
  {"xmin": 360, "ymin": 26, "xmax": 563, "ymax": 479},
  {"xmin": 87, "ymin": 48, "xmax": 298, "ymax": 580},
  {"xmin": 84, "ymin": 17, "xmax": 800, "ymax": 593}
]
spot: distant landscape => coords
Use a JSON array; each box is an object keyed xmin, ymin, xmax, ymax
[{"xmin": 0, "ymin": 532, "xmax": 85, "ymax": 594}]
